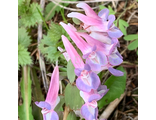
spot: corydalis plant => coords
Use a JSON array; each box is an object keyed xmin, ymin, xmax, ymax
[{"xmin": 59, "ymin": 2, "xmax": 124, "ymax": 120}]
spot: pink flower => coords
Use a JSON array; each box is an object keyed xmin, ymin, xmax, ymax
[{"xmin": 35, "ymin": 66, "xmax": 60, "ymax": 120}]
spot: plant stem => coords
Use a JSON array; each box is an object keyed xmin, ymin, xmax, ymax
[
  {"xmin": 63, "ymin": 106, "xmax": 70, "ymax": 120},
  {"xmin": 116, "ymin": 1, "xmax": 137, "ymax": 25},
  {"xmin": 60, "ymin": 8, "xmax": 68, "ymax": 23}
]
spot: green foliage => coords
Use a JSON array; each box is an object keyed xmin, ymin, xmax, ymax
[
  {"xmin": 65, "ymin": 84, "xmax": 84, "ymax": 110},
  {"xmin": 124, "ymin": 34, "xmax": 138, "ymax": 51},
  {"xmin": 18, "ymin": 45, "xmax": 32, "ymax": 68},
  {"xmin": 99, "ymin": 5, "xmax": 116, "ymax": 15},
  {"xmin": 18, "ymin": 27, "xmax": 31, "ymax": 48},
  {"xmin": 67, "ymin": 60, "xmax": 75, "ymax": 83},
  {"xmin": 72, "ymin": 18, "xmax": 81, "ymax": 25},
  {"xmin": 18, "ymin": 27, "xmax": 32, "ymax": 68},
  {"xmin": 54, "ymin": 96, "xmax": 65, "ymax": 111},
  {"xmin": 18, "ymin": 0, "xmax": 24, "ymax": 6},
  {"xmin": 98, "ymin": 66, "xmax": 127, "ymax": 110},
  {"xmin": 119, "ymin": 19, "xmax": 129, "ymax": 35},
  {"xmin": 31, "ymin": 68, "xmax": 45, "ymax": 120},
  {"xmin": 18, "ymin": 66, "xmax": 34, "ymax": 120},
  {"xmin": 39, "ymin": 22, "xmax": 69, "ymax": 63},
  {"xmin": 45, "ymin": 2, "xmax": 61, "ymax": 21},
  {"xmin": 67, "ymin": 111, "xmax": 79, "ymax": 120},
  {"xmin": 19, "ymin": 3, "xmax": 42, "ymax": 27},
  {"xmin": 128, "ymin": 39, "xmax": 138, "ymax": 50},
  {"xmin": 124, "ymin": 34, "xmax": 138, "ymax": 41}
]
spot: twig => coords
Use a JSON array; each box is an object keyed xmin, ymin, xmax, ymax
[
  {"xmin": 127, "ymin": 10, "xmax": 138, "ymax": 24},
  {"xmin": 63, "ymin": 106, "xmax": 70, "ymax": 120},
  {"xmin": 99, "ymin": 92, "xmax": 126, "ymax": 120},
  {"xmin": 50, "ymin": 0, "xmax": 111, "ymax": 11},
  {"xmin": 37, "ymin": 0, "xmax": 49, "ymax": 93}
]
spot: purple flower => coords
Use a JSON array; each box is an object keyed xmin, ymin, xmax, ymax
[
  {"xmin": 67, "ymin": 2, "xmax": 123, "ymax": 38},
  {"xmin": 60, "ymin": 22, "xmax": 108, "ymax": 71},
  {"xmin": 35, "ymin": 66, "xmax": 60, "ymax": 120},
  {"xmin": 61, "ymin": 35, "xmax": 100, "ymax": 92},
  {"xmin": 80, "ymin": 85, "xmax": 109, "ymax": 102},
  {"xmin": 81, "ymin": 101, "xmax": 98, "ymax": 120}
]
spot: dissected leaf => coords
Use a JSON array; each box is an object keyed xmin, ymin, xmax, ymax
[
  {"xmin": 18, "ymin": 27, "xmax": 31, "ymax": 48},
  {"xmin": 18, "ymin": 0, "xmax": 24, "ymax": 6},
  {"xmin": 67, "ymin": 111, "xmax": 79, "ymax": 120},
  {"xmin": 67, "ymin": 60, "xmax": 75, "ymax": 83},
  {"xmin": 119, "ymin": 19, "xmax": 129, "ymax": 35},
  {"xmin": 128, "ymin": 39, "xmax": 138, "ymax": 50},
  {"xmin": 98, "ymin": 66, "xmax": 127, "ymax": 110},
  {"xmin": 18, "ymin": 45, "xmax": 32, "ymax": 68},
  {"xmin": 31, "ymin": 68, "xmax": 45, "ymax": 120},
  {"xmin": 124, "ymin": 34, "xmax": 138, "ymax": 41},
  {"xmin": 65, "ymin": 84, "xmax": 84, "ymax": 110},
  {"xmin": 18, "ymin": 66, "xmax": 34, "ymax": 120},
  {"xmin": 20, "ymin": 3, "xmax": 42, "ymax": 27},
  {"xmin": 38, "ymin": 22, "xmax": 69, "ymax": 63}
]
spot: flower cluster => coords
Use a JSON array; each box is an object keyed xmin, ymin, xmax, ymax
[{"xmin": 59, "ymin": 2, "xmax": 124, "ymax": 120}]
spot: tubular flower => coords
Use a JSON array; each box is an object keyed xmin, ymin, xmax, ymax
[
  {"xmin": 80, "ymin": 85, "xmax": 109, "ymax": 120},
  {"xmin": 61, "ymin": 35, "xmax": 100, "ymax": 92},
  {"xmin": 35, "ymin": 66, "xmax": 60, "ymax": 120},
  {"xmin": 60, "ymin": 22, "xmax": 108, "ymax": 71},
  {"xmin": 67, "ymin": 2, "xmax": 123, "ymax": 38}
]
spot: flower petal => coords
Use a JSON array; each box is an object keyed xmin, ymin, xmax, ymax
[
  {"xmin": 76, "ymin": 77, "xmax": 92, "ymax": 92},
  {"xmin": 97, "ymin": 85, "xmax": 109, "ymax": 98},
  {"xmin": 61, "ymin": 35, "xmax": 84, "ymax": 68},
  {"xmin": 76, "ymin": 2, "xmax": 99, "ymax": 19},
  {"xmin": 108, "ymin": 67, "xmax": 124, "ymax": 76},
  {"xmin": 108, "ymin": 26, "xmax": 123, "ymax": 38},
  {"xmin": 98, "ymin": 8, "xmax": 109, "ymax": 21},
  {"xmin": 90, "ymin": 32, "xmax": 112, "ymax": 44},
  {"xmin": 108, "ymin": 53, "xmax": 123, "ymax": 66},
  {"xmin": 67, "ymin": 12, "xmax": 102, "ymax": 26},
  {"xmin": 60, "ymin": 22, "xmax": 91, "ymax": 54},
  {"xmin": 35, "ymin": 101, "xmax": 51, "ymax": 110},
  {"xmin": 76, "ymin": 72, "xmax": 100, "ymax": 92},
  {"xmin": 46, "ymin": 66, "xmax": 59, "ymax": 109},
  {"xmin": 43, "ymin": 111, "xmax": 59, "ymax": 120},
  {"xmin": 58, "ymin": 47, "xmax": 70, "ymax": 61},
  {"xmin": 74, "ymin": 68, "xmax": 83, "ymax": 76},
  {"xmin": 108, "ymin": 15, "xmax": 115, "ymax": 28},
  {"xmin": 84, "ymin": 64, "xmax": 91, "ymax": 71},
  {"xmin": 81, "ymin": 103, "xmax": 98, "ymax": 120}
]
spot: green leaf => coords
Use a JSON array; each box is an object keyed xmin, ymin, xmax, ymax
[
  {"xmin": 67, "ymin": 111, "xmax": 79, "ymax": 120},
  {"xmin": 18, "ymin": 66, "xmax": 34, "ymax": 120},
  {"xmin": 54, "ymin": 96, "xmax": 65, "ymax": 111},
  {"xmin": 20, "ymin": 3, "xmax": 42, "ymax": 27},
  {"xmin": 65, "ymin": 84, "xmax": 84, "ymax": 110},
  {"xmin": 98, "ymin": 66, "xmax": 127, "ymax": 110},
  {"xmin": 124, "ymin": 34, "xmax": 138, "ymax": 41},
  {"xmin": 18, "ymin": 45, "xmax": 32, "ymax": 68},
  {"xmin": 31, "ymin": 68, "xmax": 45, "ymax": 120},
  {"xmin": 108, "ymin": 6, "xmax": 116, "ymax": 15},
  {"xmin": 45, "ymin": 2, "xmax": 61, "ymax": 21},
  {"xmin": 119, "ymin": 19, "xmax": 129, "ymax": 35},
  {"xmin": 67, "ymin": 60, "xmax": 75, "ymax": 83},
  {"xmin": 18, "ymin": 0, "xmax": 24, "ymax": 6},
  {"xmin": 128, "ymin": 39, "xmax": 138, "ymax": 50},
  {"xmin": 18, "ymin": 27, "xmax": 31, "ymax": 48},
  {"xmin": 72, "ymin": 18, "xmax": 81, "ymax": 25},
  {"xmin": 99, "ymin": 5, "xmax": 106, "ymax": 11},
  {"xmin": 38, "ymin": 22, "xmax": 69, "ymax": 63}
]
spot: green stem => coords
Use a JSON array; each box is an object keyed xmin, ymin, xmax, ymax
[
  {"xmin": 60, "ymin": 8, "xmax": 68, "ymax": 23},
  {"xmin": 36, "ymin": 7, "xmax": 49, "ymax": 31}
]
